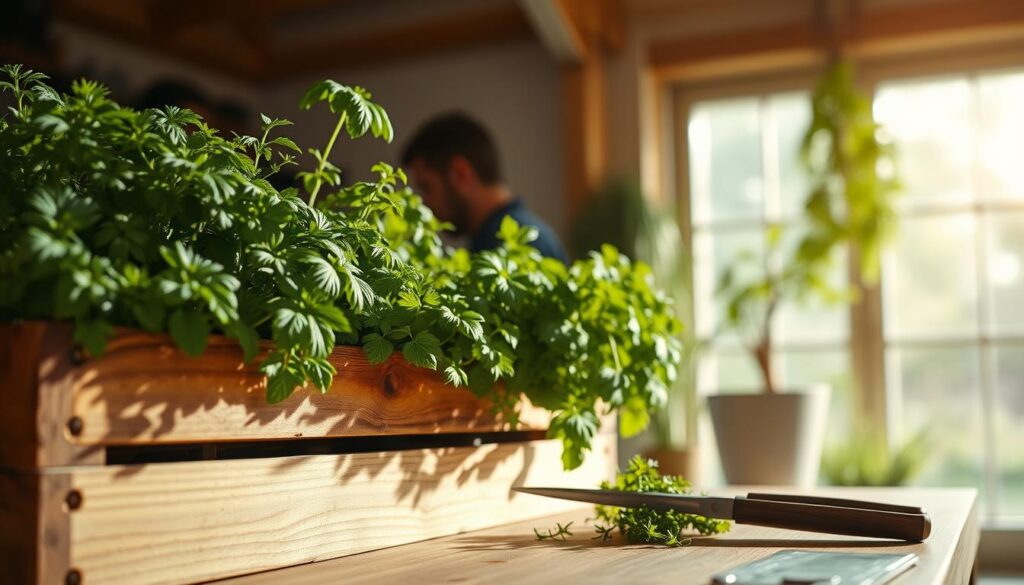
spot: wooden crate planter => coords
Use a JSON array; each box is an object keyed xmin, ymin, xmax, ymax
[{"xmin": 0, "ymin": 322, "xmax": 617, "ymax": 584}]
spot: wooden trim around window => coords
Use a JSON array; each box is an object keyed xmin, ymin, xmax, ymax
[{"xmin": 648, "ymin": 0, "xmax": 1024, "ymax": 84}]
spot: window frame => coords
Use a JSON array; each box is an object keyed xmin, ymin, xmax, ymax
[{"xmin": 670, "ymin": 40, "xmax": 1024, "ymax": 528}]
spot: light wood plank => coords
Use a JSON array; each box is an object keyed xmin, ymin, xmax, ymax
[
  {"xmin": 1, "ymin": 322, "xmax": 555, "ymax": 465},
  {"xmin": 73, "ymin": 330, "xmax": 551, "ymax": 443},
  {"xmin": 67, "ymin": 435, "xmax": 615, "ymax": 585},
  {"xmin": 219, "ymin": 487, "xmax": 977, "ymax": 585}
]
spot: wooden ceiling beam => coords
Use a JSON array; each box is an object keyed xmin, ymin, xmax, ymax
[
  {"xmin": 54, "ymin": 0, "xmax": 537, "ymax": 82},
  {"xmin": 146, "ymin": 0, "xmax": 341, "ymax": 34},
  {"xmin": 261, "ymin": 2, "xmax": 534, "ymax": 79},
  {"xmin": 522, "ymin": 0, "xmax": 623, "ymax": 63},
  {"xmin": 551, "ymin": 0, "xmax": 622, "ymax": 219},
  {"xmin": 56, "ymin": 0, "xmax": 264, "ymax": 79}
]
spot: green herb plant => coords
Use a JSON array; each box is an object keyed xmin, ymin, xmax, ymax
[
  {"xmin": 822, "ymin": 428, "xmax": 929, "ymax": 487},
  {"xmin": 533, "ymin": 521, "xmax": 574, "ymax": 542},
  {"xmin": 0, "ymin": 64, "xmax": 682, "ymax": 469},
  {"xmin": 717, "ymin": 59, "xmax": 899, "ymax": 393},
  {"xmin": 571, "ymin": 177, "xmax": 696, "ymax": 451},
  {"xmin": 585, "ymin": 455, "xmax": 729, "ymax": 546}
]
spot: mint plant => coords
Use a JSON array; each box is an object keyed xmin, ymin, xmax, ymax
[{"xmin": 0, "ymin": 64, "xmax": 682, "ymax": 468}]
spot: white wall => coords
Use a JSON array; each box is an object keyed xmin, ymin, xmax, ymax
[
  {"xmin": 256, "ymin": 39, "xmax": 565, "ymax": 234},
  {"xmin": 53, "ymin": 23, "xmax": 566, "ymax": 236}
]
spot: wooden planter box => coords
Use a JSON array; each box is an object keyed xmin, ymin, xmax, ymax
[{"xmin": 0, "ymin": 322, "xmax": 616, "ymax": 585}]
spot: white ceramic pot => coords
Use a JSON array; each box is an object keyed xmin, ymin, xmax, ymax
[{"xmin": 706, "ymin": 386, "xmax": 830, "ymax": 487}]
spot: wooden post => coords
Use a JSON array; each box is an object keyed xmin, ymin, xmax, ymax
[{"xmin": 525, "ymin": 0, "xmax": 623, "ymax": 223}]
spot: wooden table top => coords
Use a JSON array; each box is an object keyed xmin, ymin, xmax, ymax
[{"xmin": 218, "ymin": 487, "xmax": 978, "ymax": 585}]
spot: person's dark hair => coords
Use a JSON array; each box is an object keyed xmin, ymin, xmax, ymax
[{"xmin": 401, "ymin": 112, "xmax": 502, "ymax": 185}]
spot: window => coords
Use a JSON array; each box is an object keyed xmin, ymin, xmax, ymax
[
  {"xmin": 680, "ymin": 67, "xmax": 1024, "ymax": 524},
  {"xmin": 685, "ymin": 90, "xmax": 854, "ymax": 454},
  {"xmin": 876, "ymin": 70, "xmax": 1024, "ymax": 524}
]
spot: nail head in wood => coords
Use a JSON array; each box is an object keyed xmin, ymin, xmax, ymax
[
  {"xmin": 66, "ymin": 489, "xmax": 83, "ymax": 511},
  {"xmin": 67, "ymin": 416, "xmax": 84, "ymax": 436},
  {"xmin": 65, "ymin": 568, "xmax": 82, "ymax": 585}
]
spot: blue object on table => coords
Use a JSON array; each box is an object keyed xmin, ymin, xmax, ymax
[{"xmin": 711, "ymin": 550, "xmax": 918, "ymax": 585}]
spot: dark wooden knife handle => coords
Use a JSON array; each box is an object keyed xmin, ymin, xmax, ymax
[{"xmin": 732, "ymin": 497, "xmax": 932, "ymax": 542}]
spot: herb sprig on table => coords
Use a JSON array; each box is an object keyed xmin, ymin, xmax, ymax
[
  {"xmin": 594, "ymin": 456, "xmax": 731, "ymax": 546},
  {"xmin": 533, "ymin": 456, "xmax": 731, "ymax": 545},
  {"xmin": 0, "ymin": 65, "xmax": 682, "ymax": 469}
]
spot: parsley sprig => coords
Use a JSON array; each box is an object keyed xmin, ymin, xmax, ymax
[
  {"xmin": 0, "ymin": 65, "xmax": 683, "ymax": 469},
  {"xmin": 591, "ymin": 456, "xmax": 731, "ymax": 546}
]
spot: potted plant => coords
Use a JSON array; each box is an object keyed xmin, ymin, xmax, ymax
[
  {"xmin": 572, "ymin": 177, "xmax": 699, "ymax": 478},
  {"xmin": 708, "ymin": 59, "xmax": 900, "ymax": 486},
  {"xmin": 0, "ymin": 65, "xmax": 685, "ymax": 583}
]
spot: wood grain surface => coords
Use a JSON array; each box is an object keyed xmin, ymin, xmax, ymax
[
  {"xmin": 73, "ymin": 327, "xmax": 554, "ymax": 445},
  {"xmin": 0, "ymin": 471, "xmax": 72, "ymax": 585},
  {"xmin": 61, "ymin": 435, "xmax": 615, "ymax": 584},
  {"xmin": 217, "ymin": 488, "xmax": 978, "ymax": 585},
  {"xmin": 1, "ymin": 321, "xmax": 562, "ymax": 466},
  {"xmin": 0, "ymin": 321, "xmax": 104, "ymax": 470}
]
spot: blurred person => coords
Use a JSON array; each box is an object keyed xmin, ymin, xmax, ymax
[{"xmin": 401, "ymin": 112, "xmax": 567, "ymax": 263}]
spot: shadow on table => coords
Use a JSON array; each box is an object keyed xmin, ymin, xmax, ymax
[{"xmin": 451, "ymin": 533, "xmax": 912, "ymax": 552}]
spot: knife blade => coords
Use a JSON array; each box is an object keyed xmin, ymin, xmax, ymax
[
  {"xmin": 513, "ymin": 487, "xmax": 735, "ymax": 519},
  {"xmin": 512, "ymin": 487, "xmax": 931, "ymax": 542}
]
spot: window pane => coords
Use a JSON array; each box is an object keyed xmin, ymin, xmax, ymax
[
  {"xmin": 874, "ymin": 77, "xmax": 973, "ymax": 209},
  {"xmin": 772, "ymin": 92, "xmax": 813, "ymax": 219},
  {"xmin": 696, "ymin": 347, "xmax": 762, "ymax": 395},
  {"xmin": 994, "ymin": 344, "xmax": 1024, "ymax": 517},
  {"xmin": 978, "ymin": 71, "xmax": 1024, "ymax": 201},
  {"xmin": 774, "ymin": 223, "xmax": 849, "ymax": 344},
  {"xmin": 887, "ymin": 345, "xmax": 984, "ymax": 494},
  {"xmin": 776, "ymin": 348, "xmax": 853, "ymax": 447},
  {"xmin": 883, "ymin": 213, "xmax": 979, "ymax": 338},
  {"xmin": 692, "ymin": 227, "xmax": 764, "ymax": 340},
  {"xmin": 988, "ymin": 211, "xmax": 1024, "ymax": 334},
  {"xmin": 688, "ymin": 97, "xmax": 763, "ymax": 224}
]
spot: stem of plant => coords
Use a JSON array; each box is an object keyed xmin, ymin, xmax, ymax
[
  {"xmin": 253, "ymin": 128, "xmax": 271, "ymax": 173},
  {"xmin": 308, "ymin": 112, "xmax": 347, "ymax": 208},
  {"xmin": 756, "ymin": 295, "xmax": 779, "ymax": 394}
]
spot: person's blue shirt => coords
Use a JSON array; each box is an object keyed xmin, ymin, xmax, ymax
[{"xmin": 471, "ymin": 199, "xmax": 568, "ymax": 263}]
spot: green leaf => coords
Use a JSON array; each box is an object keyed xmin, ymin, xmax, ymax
[
  {"xmin": 396, "ymin": 290, "xmax": 421, "ymax": 309},
  {"xmin": 226, "ymin": 322, "xmax": 260, "ymax": 362},
  {"xmin": 168, "ymin": 308, "xmax": 211, "ymax": 356},
  {"xmin": 402, "ymin": 331, "xmax": 440, "ymax": 369},
  {"xmin": 362, "ymin": 333, "xmax": 393, "ymax": 364},
  {"xmin": 443, "ymin": 365, "xmax": 468, "ymax": 387},
  {"xmin": 131, "ymin": 302, "xmax": 166, "ymax": 332},
  {"xmin": 309, "ymin": 256, "xmax": 342, "ymax": 298},
  {"xmin": 74, "ymin": 318, "xmax": 113, "ymax": 357},
  {"xmin": 263, "ymin": 351, "xmax": 305, "ymax": 403},
  {"xmin": 619, "ymin": 396, "xmax": 651, "ymax": 438},
  {"xmin": 270, "ymin": 136, "xmax": 300, "ymax": 153}
]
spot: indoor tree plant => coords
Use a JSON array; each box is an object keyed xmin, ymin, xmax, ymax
[
  {"xmin": 709, "ymin": 59, "xmax": 900, "ymax": 485},
  {"xmin": 0, "ymin": 64, "xmax": 682, "ymax": 470}
]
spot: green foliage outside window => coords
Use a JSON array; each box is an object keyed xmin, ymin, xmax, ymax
[{"xmin": 717, "ymin": 59, "xmax": 901, "ymax": 393}]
